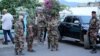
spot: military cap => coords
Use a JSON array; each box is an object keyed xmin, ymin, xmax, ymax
[{"xmin": 92, "ymin": 11, "xmax": 96, "ymax": 14}]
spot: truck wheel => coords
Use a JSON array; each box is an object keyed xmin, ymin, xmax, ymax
[{"xmin": 84, "ymin": 34, "xmax": 90, "ymax": 49}]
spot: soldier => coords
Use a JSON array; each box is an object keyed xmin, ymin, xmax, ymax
[
  {"xmin": 88, "ymin": 11, "xmax": 99, "ymax": 53},
  {"xmin": 47, "ymin": 21, "xmax": 52, "ymax": 49},
  {"xmin": 47, "ymin": 16, "xmax": 59, "ymax": 51},
  {"xmin": 14, "ymin": 15, "xmax": 24, "ymax": 55},
  {"xmin": 37, "ymin": 12, "xmax": 47, "ymax": 43},
  {"xmin": 26, "ymin": 19, "xmax": 38, "ymax": 52}
]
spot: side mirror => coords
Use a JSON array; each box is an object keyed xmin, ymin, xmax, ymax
[{"xmin": 74, "ymin": 20, "xmax": 80, "ymax": 24}]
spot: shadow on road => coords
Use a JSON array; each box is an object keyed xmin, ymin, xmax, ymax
[
  {"xmin": 60, "ymin": 40, "xmax": 100, "ymax": 50},
  {"xmin": 60, "ymin": 40, "xmax": 83, "ymax": 47}
]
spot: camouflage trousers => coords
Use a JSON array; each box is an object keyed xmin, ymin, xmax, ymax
[
  {"xmin": 26, "ymin": 36, "xmax": 34, "ymax": 51},
  {"xmin": 38, "ymin": 27, "xmax": 45, "ymax": 42},
  {"xmin": 14, "ymin": 35, "xmax": 24, "ymax": 55},
  {"xmin": 89, "ymin": 29, "xmax": 97, "ymax": 49},
  {"xmin": 48, "ymin": 31, "xmax": 59, "ymax": 51}
]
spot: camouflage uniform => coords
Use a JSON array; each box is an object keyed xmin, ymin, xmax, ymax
[
  {"xmin": 37, "ymin": 15, "xmax": 47, "ymax": 42},
  {"xmin": 26, "ymin": 21, "xmax": 38, "ymax": 52},
  {"xmin": 14, "ymin": 21, "xmax": 24, "ymax": 55},
  {"xmin": 88, "ymin": 17, "xmax": 99, "ymax": 52},
  {"xmin": 47, "ymin": 18, "xmax": 59, "ymax": 51}
]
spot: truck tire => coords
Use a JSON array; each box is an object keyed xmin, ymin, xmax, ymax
[{"xmin": 84, "ymin": 34, "xmax": 90, "ymax": 49}]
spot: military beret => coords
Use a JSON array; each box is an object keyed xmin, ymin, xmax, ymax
[{"xmin": 92, "ymin": 11, "xmax": 96, "ymax": 14}]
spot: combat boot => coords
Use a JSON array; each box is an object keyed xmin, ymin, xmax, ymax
[
  {"xmin": 90, "ymin": 48, "xmax": 97, "ymax": 54},
  {"xmin": 15, "ymin": 49, "xmax": 18, "ymax": 55}
]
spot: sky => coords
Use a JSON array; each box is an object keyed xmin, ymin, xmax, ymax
[
  {"xmin": 39, "ymin": 0, "xmax": 100, "ymax": 7},
  {"xmin": 64, "ymin": 0, "xmax": 100, "ymax": 3},
  {"xmin": 39, "ymin": 0, "xmax": 100, "ymax": 3}
]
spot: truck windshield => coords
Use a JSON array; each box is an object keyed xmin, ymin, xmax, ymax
[{"xmin": 81, "ymin": 16, "xmax": 91, "ymax": 24}]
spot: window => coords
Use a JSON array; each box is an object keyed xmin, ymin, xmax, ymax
[
  {"xmin": 80, "ymin": 16, "xmax": 91, "ymax": 24},
  {"xmin": 64, "ymin": 16, "xmax": 73, "ymax": 23},
  {"xmin": 72, "ymin": 16, "xmax": 80, "ymax": 23}
]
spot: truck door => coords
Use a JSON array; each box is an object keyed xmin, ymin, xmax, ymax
[{"xmin": 70, "ymin": 16, "xmax": 81, "ymax": 39}]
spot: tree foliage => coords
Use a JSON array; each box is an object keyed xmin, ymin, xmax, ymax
[
  {"xmin": 0, "ymin": 0, "xmax": 38, "ymax": 15},
  {"xmin": 44, "ymin": 0, "xmax": 61, "ymax": 16},
  {"xmin": 0, "ymin": 0, "xmax": 19, "ymax": 14},
  {"xmin": 60, "ymin": 4, "xmax": 68, "ymax": 11}
]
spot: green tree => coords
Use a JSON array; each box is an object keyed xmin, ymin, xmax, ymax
[
  {"xmin": 60, "ymin": 4, "xmax": 68, "ymax": 11},
  {"xmin": 22, "ymin": 0, "xmax": 38, "ymax": 17},
  {"xmin": 0, "ymin": 0, "xmax": 19, "ymax": 14},
  {"xmin": 51, "ymin": 0, "xmax": 60, "ymax": 16},
  {"xmin": 0, "ymin": 0, "xmax": 38, "ymax": 15},
  {"xmin": 44, "ymin": 0, "xmax": 61, "ymax": 16}
]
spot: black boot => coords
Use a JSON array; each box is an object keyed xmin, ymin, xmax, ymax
[
  {"xmin": 2, "ymin": 42, "xmax": 8, "ymax": 45},
  {"xmin": 48, "ymin": 42, "xmax": 50, "ymax": 49},
  {"xmin": 56, "ymin": 48, "xmax": 58, "ymax": 51},
  {"xmin": 90, "ymin": 48, "xmax": 97, "ymax": 54},
  {"xmin": 15, "ymin": 49, "xmax": 18, "ymax": 55},
  {"xmin": 28, "ymin": 49, "xmax": 36, "ymax": 52},
  {"xmin": 19, "ymin": 50, "xmax": 24, "ymax": 55},
  {"xmin": 12, "ymin": 41, "xmax": 15, "ymax": 44}
]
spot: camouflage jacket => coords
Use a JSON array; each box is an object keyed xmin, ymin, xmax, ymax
[
  {"xmin": 14, "ymin": 21, "xmax": 23, "ymax": 36},
  {"xmin": 26, "ymin": 22, "xmax": 38, "ymax": 37},
  {"xmin": 89, "ymin": 17, "xmax": 99, "ymax": 32},
  {"xmin": 14, "ymin": 21, "xmax": 24, "ymax": 42},
  {"xmin": 47, "ymin": 19, "xmax": 59, "ymax": 36},
  {"xmin": 37, "ymin": 16, "xmax": 47, "ymax": 27}
]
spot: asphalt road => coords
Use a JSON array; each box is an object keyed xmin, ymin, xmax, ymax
[{"xmin": 0, "ymin": 39, "xmax": 100, "ymax": 56}]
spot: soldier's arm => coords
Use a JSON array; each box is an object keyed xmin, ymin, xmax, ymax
[
  {"xmin": 14, "ymin": 22, "xmax": 19, "ymax": 42},
  {"xmin": 14, "ymin": 23, "xmax": 18, "ymax": 35},
  {"xmin": 96, "ymin": 20, "xmax": 100, "ymax": 32}
]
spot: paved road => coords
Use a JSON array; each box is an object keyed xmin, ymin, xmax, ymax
[{"xmin": 0, "ymin": 40, "xmax": 100, "ymax": 56}]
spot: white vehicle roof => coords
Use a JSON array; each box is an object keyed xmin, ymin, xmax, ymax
[{"xmin": 70, "ymin": 7, "xmax": 99, "ymax": 16}]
